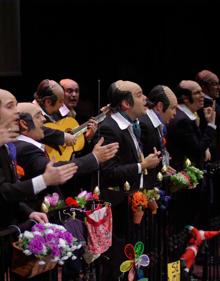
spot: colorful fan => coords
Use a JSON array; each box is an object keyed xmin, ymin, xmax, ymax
[{"xmin": 120, "ymin": 241, "xmax": 150, "ymax": 281}]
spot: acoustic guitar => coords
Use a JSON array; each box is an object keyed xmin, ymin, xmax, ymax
[{"xmin": 44, "ymin": 108, "xmax": 109, "ymax": 161}]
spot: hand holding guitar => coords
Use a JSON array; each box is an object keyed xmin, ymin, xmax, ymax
[
  {"xmin": 85, "ymin": 117, "xmax": 98, "ymax": 139},
  {"xmin": 64, "ymin": 133, "xmax": 77, "ymax": 146},
  {"xmin": 92, "ymin": 137, "xmax": 119, "ymax": 163}
]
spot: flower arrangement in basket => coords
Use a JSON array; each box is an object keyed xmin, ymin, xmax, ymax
[
  {"xmin": 129, "ymin": 191, "xmax": 148, "ymax": 224},
  {"xmin": 17, "ymin": 223, "xmax": 81, "ymax": 264},
  {"xmin": 12, "ymin": 223, "xmax": 82, "ymax": 278},
  {"xmin": 170, "ymin": 159, "xmax": 204, "ymax": 193},
  {"xmin": 12, "ymin": 223, "xmax": 81, "ymax": 278}
]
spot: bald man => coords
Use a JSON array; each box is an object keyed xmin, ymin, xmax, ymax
[
  {"xmin": 92, "ymin": 80, "xmax": 161, "ymax": 281},
  {"xmin": 166, "ymin": 80, "xmax": 216, "ymax": 231},
  {"xmin": 167, "ymin": 80, "xmax": 216, "ymax": 170},
  {"xmin": 14, "ymin": 102, "xmax": 119, "ymax": 200},
  {"xmin": 0, "ymin": 89, "xmax": 77, "ymax": 228},
  {"xmin": 140, "ymin": 85, "xmax": 177, "ymax": 188},
  {"xmin": 196, "ymin": 70, "xmax": 220, "ymax": 161}
]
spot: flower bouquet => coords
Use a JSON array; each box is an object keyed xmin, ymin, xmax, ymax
[
  {"xmin": 65, "ymin": 190, "xmax": 100, "ymax": 209},
  {"xmin": 41, "ymin": 192, "xmax": 66, "ymax": 213},
  {"xmin": 170, "ymin": 159, "xmax": 204, "ymax": 193},
  {"xmin": 12, "ymin": 223, "xmax": 82, "ymax": 278},
  {"xmin": 129, "ymin": 191, "xmax": 148, "ymax": 224}
]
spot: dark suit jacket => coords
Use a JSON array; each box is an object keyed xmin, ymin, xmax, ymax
[
  {"xmin": 0, "ymin": 145, "xmax": 34, "ymax": 228},
  {"xmin": 95, "ymin": 115, "xmax": 147, "ymax": 191},
  {"xmin": 198, "ymin": 97, "xmax": 220, "ymax": 162},
  {"xmin": 14, "ymin": 139, "xmax": 99, "ymax": 200},
  {"xmin": 166, "ymin": 108, "xmax": 216, "ymax": 231},
  {"xmin": 140, "ymin": 114, "xmax": 163, "ymax": 188},
  {"xmin": 166, "ymin": 108, "xmax": 216, "ymax": 170}
]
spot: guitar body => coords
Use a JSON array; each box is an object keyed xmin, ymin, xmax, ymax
[{"xmin": 44, "ymin": 117, "xmax": 85, "ymax": 161}]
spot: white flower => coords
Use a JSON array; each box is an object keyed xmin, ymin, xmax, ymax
[
  {"xmin": 66, "ymin": 252, "xmax": 72, "ymax": 257},
  {"xmin": 42, "ymin": 245, "xmax": 47, "ymax": 255},
  {"xmin": 54, "ymin": 224, "xmax": 65, "ymax": 231},
  {"xmin": 61, "ymin": 255, "xmax": 69, "ymax": 260},
  {"xmin": 45, "ymin": 229, "xmax": 53, "ymax": 234},
  {"xmin": 23, "ymin": 231, "xmax": 34, "ymax": 239},
  {"xmin": 23, "ymin": 249, "xmax": 32, "ymax": 256},
  {"xmin": 58, "ymin": 238, "xmax": 67, "ymax": 247},
  {"xmin": 32, "ymin": 231, "xmax": 42, "ymax": 236}
]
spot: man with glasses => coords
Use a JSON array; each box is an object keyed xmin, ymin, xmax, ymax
[
  {"xmin": 196, "ymin": 69, "xmax": 220, "ymax": 161},
  {"xmin": 166, "ymin": 80, "xmax": 216, "ymax": 233}
]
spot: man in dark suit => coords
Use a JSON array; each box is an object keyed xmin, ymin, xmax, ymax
[
  {"xmin": 92, "ymin": 80, "xmax": 161, "ymax": 281},
  {"xmin": 167, "ymin": 80, "xmax": 216, "ymax": 170},
  {"xmin": 14, "ymin": 102, "xmax": 119, "ymax": 201},
  {"xmin": 0, "ymin": 89, "xmax": 78, "ymax": 229},
  {"xmin": 140, "ymin": 85, "xmax": 177, "ymax": 188},
  {"xmin": 166, "ymin": 80, "xmax": 216, "ymax": 232},
  {"xmin": 33, "ymin": 79, "xmax": 77, "ymax": 148},
  {"xmin": 196, "ymin": 69, "xmax": 220, "ymax": 162},
  {"xmin": 196, "ymin": 70, "xmax": 220, "ymax": 217}
]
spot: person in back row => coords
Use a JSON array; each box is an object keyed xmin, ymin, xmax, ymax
[
  {"xmin": 33, "ymin": 79, "xmax": 76, "ymax": 149},
  {"xmin": 140, "ymin": 85, "xmax": 177, "ymax": 188}
]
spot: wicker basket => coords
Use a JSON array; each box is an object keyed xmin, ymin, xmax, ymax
[{"xmin": 11, "ymin": 242, "xmax": 57, "ymax": 278}]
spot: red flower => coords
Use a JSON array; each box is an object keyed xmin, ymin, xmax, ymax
[
  {"xmin": 65, "ymin": 197, "xmax": 79, "ymax": 207},
  {"xmin": 92, "ymin": 193, "xmax": 99, "ymax": 201}
]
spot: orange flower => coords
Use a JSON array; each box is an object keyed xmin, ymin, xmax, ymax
[
  {"xmin": 16, "ymin": 165, "xmax": 25, "ymax": 178},
  {"xmin": 129, "ymin": 191, "xmax": 148, "ymax": 212}
]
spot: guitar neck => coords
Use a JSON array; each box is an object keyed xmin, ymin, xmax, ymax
[{"xmin": 71, "ymin": 111, "xmax": 106, "ymax": 137}]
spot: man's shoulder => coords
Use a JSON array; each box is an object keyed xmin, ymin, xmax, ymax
[{"xmin": 14, "ymin": 140, "xmax": 41, "ymax": 152}]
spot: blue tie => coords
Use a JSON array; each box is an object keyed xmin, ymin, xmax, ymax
[{"xmin": 132, "ymin": 120, "xmax": 141, "ymax": 141}]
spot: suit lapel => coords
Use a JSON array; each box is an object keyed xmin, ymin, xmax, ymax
[{"xmin": 123, "ymin": 129, "xmax": 140, "ymax": 162}]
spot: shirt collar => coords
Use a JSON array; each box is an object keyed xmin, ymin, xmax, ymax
[
  {"xmin": 17, "ymin": 135, "xmax": 45, "ymax": 151},
  {"xmin": 178, "ymin": 104, "xmax": 196, "ymax": 121},
  {"xmin": 59, "ymin": 104, "xmax": 70, "ymax": 116},
  {"xmin": 32, "ymin": 99, "xmax": 55, "ymax": 122},
  {"xmin": 204, "ymin": 94, "xmax": 213, "ymax": 100},
  {"xmin": 111, "ymin": 112, "xmax": 131, "ymax": 130},
  {"xmin": 146, "ymin": 109, "xmax": 162, "ymax": 128}
]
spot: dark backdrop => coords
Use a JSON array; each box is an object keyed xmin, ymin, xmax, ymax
[{"xmin": 0, "ymin": 0, "xmax": 219, "ymax": 114}]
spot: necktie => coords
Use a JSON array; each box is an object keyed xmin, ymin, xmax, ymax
[
  {"xmin": 194, "ymin": 112, "xmax": 200, "ymax": 127},
  {"xmin": 6, "ymin": 143, "xmax": 18, "ymax": 180},
  {"xmin": 132, "ymin": 120, "xmax": 141, "ymax": 142}
]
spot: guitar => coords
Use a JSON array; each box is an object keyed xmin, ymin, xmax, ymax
[{"xmin": 44, "ymin": 108, "xmax": 109, "ymax": 161}]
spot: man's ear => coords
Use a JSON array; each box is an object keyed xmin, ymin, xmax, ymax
[
  {"xmin": 44, "ymin": 98, "xmax": 51, "ymax": 106},
  {"xmin": 121, "ymin": 99, "xmax": 130, "ymax": 111},
  {"xmin": 155, "ymin": 101, "xmax": 163, "ymax": 112},
  {"xmin": 19, "ymin": 119, "xmax": 28, "ymax": 131}
]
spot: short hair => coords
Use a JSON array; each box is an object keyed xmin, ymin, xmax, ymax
[
  {"xmin": 107, "ymin": 82, "xmax": 134, "ymax": 110},
  {"xmin": 19, "ymin": 112, "xmax": 35, "ymax": 131},
  {"xmin": 175, "ymin": 85, "xmax": 193, "ymax": 104},
  {"xmin": 34, "ymin": 79, "xmax": 58, "ymax": 106},
  {"xmin": 147, "ymin": 85, "xmax": 170, "ymax": 112}
]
